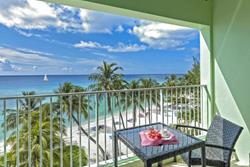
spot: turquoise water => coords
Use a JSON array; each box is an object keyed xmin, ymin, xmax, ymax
[
  {"xmin": 0, "ymin": 74, "xmax": 180, "ymax": 140},
  {"xmin": 0, "ymin": 74, "xmax": 172, "ymax": 96}
]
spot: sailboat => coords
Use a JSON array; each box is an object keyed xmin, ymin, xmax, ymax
[{"xmin": 44, "ymin": 74, "xmax": 48, "ymax": 82}]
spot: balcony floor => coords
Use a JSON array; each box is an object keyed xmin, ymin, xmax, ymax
[
  {"xmin": 119, "ymin": 158, "xmax": 245, "ymax": 167},
  {"xmin": 121, "ymin": 161, "xmax": 244, "ymax": 167}
]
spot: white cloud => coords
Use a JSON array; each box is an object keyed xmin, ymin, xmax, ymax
[
  {"xmin": 0, "ymin": 57, "xmax": 13, "ymax": 71},
  {"xmin": 74, "ymin": 41, "xmax": 146, "ymax": 53},
  {"xmin": 78, "ymin": 9, "xmax": 136, "ymax": 34},
  {"xmin": 0, "ymin": 0, "xmax": 59, "ymax": 30},
  {"xmin": 15, "ymin": 29, "xmax": 44, "ymax": 38},
  {"xmin": 15, "ymin": 29, "xmax": 33, "ymax": 37},
  {"xmin": 115, "ymin": 25, "xmax": 124, "ymax": 32},
  {"xmin": 74, "ymin": 41, "xmax": 108, "ymax": 49},
  {"xmin": 11, "ymin": 64, "xmax": 22, "ymax": 71},
  {"xmin": 61, "ymin": 67, "xmax": 73, "ymax": 72},
  {"xmin": 0, "ymin": 46, "xmax": 107, "ymax": 74},
  {"xmin": 15, "ymin": 47, "xmax": 54, "ymax": 57},
  {"xmin": 176, "ymin": 47, "xmax": 186, "ymax": 51},
  {"xmin": 130, "ymin": 21, "xmax": 197, "ymax": 50},
  {"xmin": 0, "ymin": 46, "xmax": 73, "ymax": 73},
  {"xmin": 0, "ymin": 47, "xmax": 54, "ymax": 65},
  {"xmin": 32, "ymin": 65, "xmax": 38, "ymax": 70},
  {"xmin": 0, "ymin": 0, "xmax": 137, "ymax": 34},
  {"xmin": 0, "ymin": 57, "xmax": 22, "ymax": 72},
  {"xmin": 107, "ymin": 43, "xmax": 146, "ymax": 52}
]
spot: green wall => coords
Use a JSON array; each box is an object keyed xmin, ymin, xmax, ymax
[
  {"xmin": 213, "ymin": 0, "xmax": 250, "ymax": 165},
  {"xmin": 200, "ymin": 28, "xmax": 213, "ymax": 129}
]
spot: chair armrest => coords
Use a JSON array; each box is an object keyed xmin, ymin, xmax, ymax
[
  {"xmin": 175, "ymin": 125, "xmax": 208, "ymax": 132},
  {"xmin": 205, "ymin": 144, "xmax": 235, "ymax": 152}
]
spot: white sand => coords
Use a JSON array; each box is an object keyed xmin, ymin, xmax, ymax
[{"xmin": 64, "ymin": 107, "xmax": 180, "ymax": 163}]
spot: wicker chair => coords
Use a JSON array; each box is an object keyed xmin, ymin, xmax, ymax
[{"xmin": 176, "ymin": 115, "xmax": 243, "ymax": 167}]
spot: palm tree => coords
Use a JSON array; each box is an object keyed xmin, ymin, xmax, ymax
[
  {"xmin": 89, "ymin": 61, "xmax": 124, "ymax": 91},
  {"xmin": 19, "ymin": 91, "xmax": 41, "ymax": 110},
  {"xmin": 139, "ymin": 78, "xmax": 159, "ymax": 88},
  {"xmin": 176, "ymin": 58, "xmax": 200, "ymax": 128},
  {"xmin": 89, "ymin": 61, "xmax": 126, "ymax": 127},
  {"xmin": 165, "ymin": 74, "xmax": 179, "ymax": 87},
  {"xmin": 0, "ymin": 103, "xmax": 87, "ymax": 166},
  {"xmin": 126, "ymin": 80, "xmax": 141, "ymax": 126},
  {"xmin": 3, "ymin": 91, "xmax": 42, "ymax": 131},
  {"xmin": 55, "ymin": 82, "xmax": 107, "ymax": 160},
  {"xmin": 139, "ymin": 78, "xmax": 160, "ymax": 123},
  {"xmin": 181, "ymin": 58, "xmax": 200, "ymax": 85},
  {"xmin": 60, "ymin": 145, "xmax": 88, "ymax": 167}
]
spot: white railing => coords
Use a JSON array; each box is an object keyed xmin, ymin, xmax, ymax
[{"xmin": 0, "ymin": 85, "xmax": 207, "ymax": 167}]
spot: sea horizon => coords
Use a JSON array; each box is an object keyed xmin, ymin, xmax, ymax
[
  {"xmin": 0, "ymin": 73, "xmax": 185, "ymax": 76},
  {"xmin": 0, "ymin": 74, "xmax": 183, "ymax": 97}
]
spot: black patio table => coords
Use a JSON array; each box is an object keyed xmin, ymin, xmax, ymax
[{"xmin": 113, "ymin": 122, "xmax": 206, "ymax": 167}]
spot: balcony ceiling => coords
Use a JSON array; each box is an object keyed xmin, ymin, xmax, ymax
[{"xmin": 41, "ymin": 0, "xmax": 212, "ymax": 29}]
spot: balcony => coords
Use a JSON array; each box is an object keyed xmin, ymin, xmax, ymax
[{"xmin": 0, "ymin": 85, "xmax": 241, "ymax": 166}]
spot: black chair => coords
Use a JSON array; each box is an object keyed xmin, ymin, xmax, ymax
[{"xmin": 176, "ymin": 115, "xmax": 243, "ymax": 167}]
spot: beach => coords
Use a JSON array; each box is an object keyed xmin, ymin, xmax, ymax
[{"xmin": 64, "ymin": 106, "xmax": 180, "ymax": 164}]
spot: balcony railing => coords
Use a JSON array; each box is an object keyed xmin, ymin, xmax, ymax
[{"xmin": 0, "ymin": 85, "xmax": 207, "ymax": 167}]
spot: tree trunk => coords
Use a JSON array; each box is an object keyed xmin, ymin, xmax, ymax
[
  {"xmin": 147, "ymin": 99, "xmax": 151, "ymax": 123},
  {"xmin": 133, "ymin": 105, "xmax": 137, "ymax": 127},
  {"xmin": 106, "ymin": 94, "xmax": 122, "ymax": 156},
  {"xmin": 71, "ymin": 114, "xmax": 108, "ymax": 160},
  {"xmin": 107, "ymin": 94, "xmax": 116, "ymax": 130}
]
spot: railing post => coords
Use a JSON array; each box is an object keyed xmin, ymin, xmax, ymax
[
  {"xmin": 87, "ymin": 95, "xmax": 90, "ymax": 167},
  {"xmin": 3, "ymin": 100, "xmax": 7, "ymax": 167},
  {"xmin": 132, "ymin": 91, "xmax": 135, "ymax": 127},
  {"xmin": 160, "ymin": 89, "xmax": 164, "ymax": 124},
  {"xmin": 59, "ymin": 96, "xmax": 63, "ymax": 167},
  {"xmin": 69, "ymin": 95, "xmax": 73, "ymax": 167},
  {"xmin": 50, "ymin": 97, "xmax": 53, "ymax": 167},
  {"xmin": 16, "ymin": 99, "xmax": 20, "ymax": 167},
  {"xmin": 39, "ymin": 99, "xmax": 43, "ymax": 167},
  {"xmin": 96, "ymin": 93, "xmax": 99, "ymax": 166},
  {"xmin": 104, "ymin": 93, "xmax": 107, "ymax": 162},
  {"xmin": 78, "ymin": 95, "xmax": 82, "ymax": 167},
  {"xmin": 28, "ymin": 98, "xmax": 31, "ymax": 167}
]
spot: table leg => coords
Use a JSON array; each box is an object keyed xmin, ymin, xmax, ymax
[
  {"xmin": 187, "ymin": 150, "xmax": 192, "ymax": 167},
  {"xmin": 201, "ymin": 144, "xmax": 206, "ymax": 167},
  {"xmin": 144, "ymin": 160, "xmax": 152, "ymax": 167},
  {"xmin": 113, "ymin": 131, "xmax": 118, "ymax": 167},
  {"xmin": 157, "ymin": 161, "xmax": 163, "ymax": 167}
]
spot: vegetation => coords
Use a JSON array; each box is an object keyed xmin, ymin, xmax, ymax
[
  {"xmin": 89, "ymin": 61, "xmax": 127, "ymax": 131},
  {"xmin": 89, "ymin": 61, "xmax": 127, "ymax": 113},
  {"xmin": 0, "ymin": 92, "xmax": 87, "ymax": 167},
  {"xmin": 1, "ymin": 58, "xmax": 200, "ymax": 166},
  {"xmin": 55, "ymin": 82, "xmax": 107, "ymax": 160},
  {"xmin": 180, "ymin": 58, "xmax": 200, "ymax": 85}
]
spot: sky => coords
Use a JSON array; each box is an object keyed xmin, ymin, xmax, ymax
[{"xmin": 0, "ymin": 0, "xmax": 200, "ymax": 75}]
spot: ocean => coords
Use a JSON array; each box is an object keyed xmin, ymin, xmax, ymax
[{"xmin": 0, "ymin": 74, "xmax": 173, "ymax": 96}]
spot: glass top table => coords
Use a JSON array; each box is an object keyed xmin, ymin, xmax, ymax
[{"xmin": 113, "ymin": 123, "xmax": 206, "ymax": 167}]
